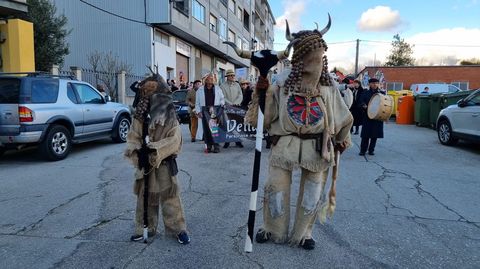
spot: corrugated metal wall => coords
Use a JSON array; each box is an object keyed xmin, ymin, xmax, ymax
[{"xmin": 51, "ymin": 0, "xmax": 152, "ymax": 75}]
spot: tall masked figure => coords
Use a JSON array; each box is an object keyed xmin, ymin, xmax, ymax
[
  {"xmin": 245, "ymin": 16, "xmax": 353, "ymax": 250},
  {"xmin": 125, "ymin": 69, "xmax": 190, "ymax": 244}
]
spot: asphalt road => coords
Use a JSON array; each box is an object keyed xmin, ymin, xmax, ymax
[{"xmin": 0, "ymin": 122, "xmax": 479, "ymax": 269}]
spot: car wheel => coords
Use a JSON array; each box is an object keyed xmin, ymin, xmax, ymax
[
  {"xmin": 39, "ymin": 125, "xmax": 72, "ymax": 161},
  {"xmin": 0, "ymin": 147, "xmax": 5, "ymax": 158},
  {"xmin": 112, "ymin": 116, "xmax": 130, "ymax": 143},
  {"xmin": 437, "ymin": 120, "xmax": 458, "ymax": 146}
]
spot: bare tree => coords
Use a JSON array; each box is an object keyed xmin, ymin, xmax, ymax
[{"xmin": 86, "ymin": 51, "xmax": 132, "ymax": 101}]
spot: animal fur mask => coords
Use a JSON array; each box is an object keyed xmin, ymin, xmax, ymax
[
  {"xmin": 133, "ymin": 69, "xmax": 174, "ymax": 124},
  {"xmin": 284, "ymin": 14, "xmax": 334, "ymax": 95}
]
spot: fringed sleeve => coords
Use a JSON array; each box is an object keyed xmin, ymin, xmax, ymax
[
  {"xmin": 244, "ymin": 84, "xmax": 279, "ymax": 129},
  {"xmin": 331, "ymin": 86, "xmax": 354, "ymax": 148},
  {"xmin": 147, "ymin": 125, "xmax": 182, "ymax": 168},
  {"xmin": 124, "ymin": 118, "xmax": 142, "ymax": 168}
]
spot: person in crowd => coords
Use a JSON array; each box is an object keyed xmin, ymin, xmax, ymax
[
  {"xmin": 349, "ymin": 80, "xmax": 366, "ymax": 134},
  {"xmin": 195, "ymin": 74, "xmax": 225, "ymax": 153},
  {"xmin": 170, "ymin": 79, "xmax": 179, "ymax": 92},
  {"xmin": 220, "ymin": 69, "xmax": 244, "ymax": 148},
  {"xmin": 358, "ymin": 78, "xmax": 385, "ymax": 156},
  {"xmin": 240, "ymin": 79, "xmax": 253, "ymax": 110},
  {"xmin": 186, "ymin": 80, "xmax": 201, "ymax": 142}
]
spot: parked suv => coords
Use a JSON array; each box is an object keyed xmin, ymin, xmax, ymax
[
  {"xmin": 436, "ymin": 89, "xmax": 480, "ymax": 145},
  {"xmin": 0, "ymin": 73, "xmax": 131, "ymax": 160}
]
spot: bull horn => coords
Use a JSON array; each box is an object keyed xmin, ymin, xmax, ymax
[
  {"xmin": 285, "ymin": 20, "xmax": 294, "ymax": 41},
  {"xmin": 314, "ymin": 22, "xmax": 319, "ymax": 30},
  {"xmin": 319, "ymin": 13, "xmax": 331, "ymax": 36},
  {"xmin": 277, "ymin": 39, "xmax": 300, "ymax": 60},
  {"xmin": 223, "ymin": 41, "xmax": 252, "ymax": 59},
  {"xmin": 146, "ymin": 65, "xmax": 155, "ymax": 74}
]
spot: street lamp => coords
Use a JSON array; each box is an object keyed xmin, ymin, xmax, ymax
[{"xmin": 251, "ymin": 38, "xmax": 257, "ymax": 50}]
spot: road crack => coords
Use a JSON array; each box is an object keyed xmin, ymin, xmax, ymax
[
  {"xmin": 13, "ymin": 192, "xmax": 90, "ymax": 235},
  {"xmin": 64, "ymin": 211, "xmax": 129, "ymax": 239}
]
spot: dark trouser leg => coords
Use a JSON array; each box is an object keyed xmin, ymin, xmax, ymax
[
  {"xmin": 360, "ymin": 137, "xmax": 369, "ymax": 153},
  {"xmin": 368, "ymin": 138, "xmax": 377, "ymax": 153}
]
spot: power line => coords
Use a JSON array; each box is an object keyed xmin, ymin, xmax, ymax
[
  {"xmin": 79, "ymin": 0, "xmax": 150, "ymax": 26},
  {"xmin": 361, "ymin": 39, "xmax": 480, "ymax": 48},
  {"xmin": 275, "ymin": 39, "xmax": 480, "ymax": 48},
  {"xmin": 273, "ymin": 40, "xmax": 357, "ymax": 46}
]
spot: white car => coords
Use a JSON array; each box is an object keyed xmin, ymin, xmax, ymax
[{"xmin": 437, "ymin": 89, "xmax": 480, "ymax": 145}]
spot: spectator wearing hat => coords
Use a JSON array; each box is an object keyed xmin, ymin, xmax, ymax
[
  {"xmin": 187, "ymin": 80, "xmax": 202, "ymax": 142},
  {"xmin": 358, "ymin": 78, "xmax": 385, "ymax": 156},
  {"xmin": 349, "ymin": 79, "xmax": 366, "ymax": 134},
  {"xmin": 220, "ymin": 69, "xmax": 244, "ymax": 148},
  {"xmin": 239, "ymin": 79, "xmax": 253, "ymax": 110}
]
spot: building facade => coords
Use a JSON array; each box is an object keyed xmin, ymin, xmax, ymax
[
  {"xmin": 0, "ymin": 0, "xmax": 34, "ymax": 72},
  {"xmin": 358, "ymin": 66, "xmax": 480, "ymax": 91},
  {"xmin": 51, "ymin": 0, "xmax": 275, "ymax": 86}
]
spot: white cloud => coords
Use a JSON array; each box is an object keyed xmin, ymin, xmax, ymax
[
  {"xmin": 357, "ymin": 6, "xmax": 402, "ymax": 32},
  {"xmin": 408, "ymin": 28, "xmax": 480, "ymax": 65},
  {"xmin": 325, "ymin": 27, "xmax": 480, "ymax": 73},
  {"xmin": 275, "ymin": 0, "xmax": 306, "ymax": 32}
]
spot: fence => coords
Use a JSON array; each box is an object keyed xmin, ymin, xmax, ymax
[{"xmin": 53, "ymin": 65, "xmax": 145, "ymax": 105}]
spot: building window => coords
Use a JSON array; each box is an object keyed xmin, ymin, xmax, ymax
[
  {"xmin": 209, "ymin": 14, "xmax": 217, "ymax": 32},
  {"xmin": 236, "ymin": 35, "xmax": 242, "ymax": 49},
  {"xmin": 192, "ymin": 0, "xmax": 205, "ymax": 23},
  {"xmin": 243, "ymin": 10, "xmax": 250, "ymax": 31},
  {"xmin": 242, "ymin": 38, "xmax": 249, "ymax": 50},
  {"xmin": 385, "ymin": 82, "xmax": 403, "ymax": 91},
  {"xmin": 218, "ymin": 16, "xmax": 227, "ymax": 40},
  {"xmin": 228, "ymin": 29, "xmax": 235, "ymax": 42},
  {"xmin": 228, "ymin": 0, "xmax": 235, "ymax": 12},
  {"xmin": 237, "ymin": 7, "xmax": 242, "ymax": 21},
  {"xmin": 174, "ymin": 0, "xmax": 189, "ymax": 17},
  {"xmin": 154, "ymin": 30, "xmax": 170, "ymax": 47},
  {"xmin": 219, "ymin": 0, "xmax": 227, "ymax": 7},
  {"xmin": 452, "ymin": 81, "xmax": 469, "ymax": 91}
]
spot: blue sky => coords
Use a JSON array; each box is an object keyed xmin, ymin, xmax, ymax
[{"xmin": 269, "ymin": 0, "xmax": 480, "ymax": 72}]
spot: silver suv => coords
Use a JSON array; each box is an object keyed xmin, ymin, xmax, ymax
[
  {"xmin": 0, "ymin": 73, "xmax": 131, "ymax": 160},
  {"xmin": 437, "ymin": 89, "xmax": 480, "ymax": 145}
]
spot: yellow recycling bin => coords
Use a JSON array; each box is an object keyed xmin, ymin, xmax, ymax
[{"xmin": 388, "ymin": 90, "xmax": 413, "ymax": 116}]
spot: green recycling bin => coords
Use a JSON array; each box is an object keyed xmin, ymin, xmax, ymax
[
  {"xmin": 429, "ymin": 93, "xmax": 444, "ymax": 129},
  {"xmin": 441, "ymin": 91, "xmax": 473, "ymax": 107},
  {"xmin": 414, "ymin": 95, "xmax": 431, "ymax": 127}
]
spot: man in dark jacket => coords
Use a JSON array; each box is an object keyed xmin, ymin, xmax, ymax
[
  {"xmin": 359, "ymin": 78, "xmax": 385, "ymax": 156},
  {"xmin": 349, "ymin": 80, "xmax": 365, "ymax": 134},
  {"xmin": 239, "ymin": 79, "xmax": 252, "ymax": 110}
]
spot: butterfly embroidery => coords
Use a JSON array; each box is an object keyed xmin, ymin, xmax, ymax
[{"xmin": 287, "ymin": 95, "xmax": 323, "ymax": 125}]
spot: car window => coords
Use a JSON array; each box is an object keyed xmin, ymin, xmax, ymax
[
  {"xmin": 0, "ymin": 78, "xmax": 20, "ymax": 104},
  {"xmin": 67, "ymin": 83, "xmax": 79, "ymax": 104},
  {"xmin": 73, "ymin": 84, "xmax": 103, "ymax": 104},
  {"xmin": 448, "ymin": 85, "xmax": 459, "ymax": 93},
  {"xmin": 469, "ymin": 94, "xmax": 480, "ymax": 105},
  {"xmin": 173, "ymin": 91, "xmax": 187, "ymax": 102},
  {"xmin": 31, "ymin": 79, "xmax": 59, "ymax": 103}
]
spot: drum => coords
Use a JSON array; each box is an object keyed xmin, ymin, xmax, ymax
[{"xmin": 367, "ymin": 94, "xmax": 393, "ymax": 121}]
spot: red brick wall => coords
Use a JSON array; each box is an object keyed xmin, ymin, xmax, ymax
[{"xmin": 360, "ymin": 66, "xmax": 480, "ymax": 90}]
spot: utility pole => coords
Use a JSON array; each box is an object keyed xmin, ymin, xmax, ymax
[{"xmin": 354, "ymin": 39, "xmax": 359, "ymax": 76}]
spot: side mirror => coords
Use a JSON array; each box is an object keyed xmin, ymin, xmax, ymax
[
  {"xmin": 104, "ymin": 95, "xmax": 112, "ymax": 102},
  {"xmin": 457, "ymin": 99, "xmax": 466, "ymax": 107}
]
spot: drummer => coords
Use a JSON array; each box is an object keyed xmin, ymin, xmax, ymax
[{"xmin": 359, "ymin": 78, "xmax": 386, "ymax": 156}]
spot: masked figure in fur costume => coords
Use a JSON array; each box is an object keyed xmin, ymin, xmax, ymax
[
  {"xmin": 245, "ymin": 16, "xmax": 353, "ymax": 250},
  {"xmin": 125, "ymin": 69, "xmax": 190, "ymax": 244}
]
